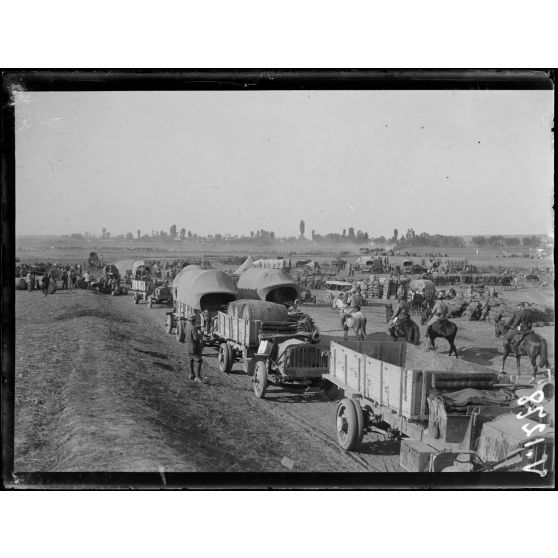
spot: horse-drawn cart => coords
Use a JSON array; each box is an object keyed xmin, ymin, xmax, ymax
[
  {"xmin": 214, "ymin": 300, "xmax": 329, "ymax": 398},
  {"xmin": 323, "ymin": 340, "xmax": 532, "ymax": 471}
]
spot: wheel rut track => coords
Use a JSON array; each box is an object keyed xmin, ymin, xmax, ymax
[{"xmin": 120, "ymin": 294, "xmax": 400, "ymax": 472}]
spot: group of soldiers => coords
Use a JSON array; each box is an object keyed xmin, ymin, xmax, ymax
[{"xmin": 387, "ymin": 288, "xmax": 535, "ymax": 351}]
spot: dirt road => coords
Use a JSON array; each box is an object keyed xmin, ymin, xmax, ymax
[{"xmin": 15, "ymin": 289, "xmax": 401, "ymax": 472}]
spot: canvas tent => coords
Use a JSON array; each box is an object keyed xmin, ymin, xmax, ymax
[{"xmin": 233, "ymin": 255, "xmax": 255, "ymax": 276}]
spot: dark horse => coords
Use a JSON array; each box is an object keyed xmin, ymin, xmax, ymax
[
  {"xmin": 385, "ymin": 305, "xmax": 421, "ymax": 344},
  {"xmin": 420, "ymin": 308, "xmax": 459, "ymax": 357},
  {"xmin": 494, "ymin": 316, "xmax": 550, "ymax": 380}
]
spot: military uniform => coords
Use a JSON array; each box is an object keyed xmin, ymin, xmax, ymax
[
  {"xmin": 185, "ymin": 317, "xmax": 204, "ymax": 381},
  {"xmin": 427, "ymin": 298, "xmax": 449, "ymax": 328},
  {"xmin": 505, "ymin": 306, "xmax": 533, "ymax": 348},
  {"xmin": 388, "ymin": 299, "xmax": 410, "ymax": 331}
]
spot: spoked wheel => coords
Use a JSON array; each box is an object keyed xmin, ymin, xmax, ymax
[
  {"xmin": 336, "ymin": 398, "xmax": 364, "ymax": 451},
  {"xmin": 253, "ymin": 360, "xmax": 268, "ymax": 399},
  {"xmin": 148, "ymin": 296, "xmax": 153, "ymax": 309},
  {"xmin": 218, "ymin": 343, "xmax": 233, "ymax": 373},
  {"xmin": 175, "ymin": 319, "xmax": 185, "ymax": 343},
  {"xmin": 324, "ymin": 292, "xmax": 332, "ymax": 304},
  {"xmin": 132, "ymin": 292, "xmax": 139, "ymax": 304},
  {"xmin": 165, "ymin": 314, "xmax": 173, "ymax": 334}
]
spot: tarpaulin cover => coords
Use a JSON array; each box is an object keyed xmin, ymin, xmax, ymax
[
  {"xmin": 437, "ymin": 388, "xmax": 514, "ymax": 411},
  {"xmin": 227, "ymin": 299, "xmax": 289, "ymax": 322},
  {"xmin": 237, "ymin": 267, "xmax": 299, "ymax": 303},
  {"xmin": 114, "ymin": 260, "xmax": 136, "ymax": 273},
  {"xmin": 409, "ymin": 279, "xmax": 435, "ymax": 294},
  {"xmin": 132, "ymin": 260, "xmax": 151, "ymax": 277},
  {"xmin": 104, "ymin": 264, "xmax": 119, "ymax": 276},
  {"xmin": 173, "ymin": 269, "xmax": 237, "ymax": 310}
]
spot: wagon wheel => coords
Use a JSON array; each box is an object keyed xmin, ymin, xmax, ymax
[
  {"xmin": 165, "ymin": 314, "xmax": 173, "ymax": 334},
  {"xmin": 218, "ymin": 343, "xmax": 233, "ymax": 374},
  {"xmin": 175, "ymin": 319, "xmax": 185, "ymax": 343},
  {"xmin": 133, "ymin": 292, "xmax": 139, "ymax": 304},
  {"xmin": 324, "ymin": 292, "xmax": 332, "ymax": 304},
  {"xmin": 253, "ymin": 360, "xmax": 268, "ymax": 399},
  {"xmin": 148, "ymin": 296, "xmax": 153, "ymax": 309},
  {"xmin": 336, "ymin": 398, "xmax": 363, "ymax": 451}
]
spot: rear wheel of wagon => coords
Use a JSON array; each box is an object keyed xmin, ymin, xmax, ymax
[
  {"xmin": 324, "ymin": 292, "xmax": 332, "ymax": 304},
  {"xmin": 176, "ymin": 319, "xmax": 185, "ymax": 343},
  {"xmin": 132, "ymin": 292, "xmax": 139, "ymax": 304},
  {"xmin": 165, "ymin": 314, "xmax": 173, "ymax": 334},
  {"xmin": 336, "ymin": 398, "xmax": 363, "ymax": 451},
  {"xmin": 253, "ymin": 360, "xmax": 268, "ymax": 399},
  {"xmin": 218, "ymin": 343, "xmax": 233, "ymax": 373}
]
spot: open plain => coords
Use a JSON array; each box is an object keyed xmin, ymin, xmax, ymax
[{"xmin": 14, "ymin": 242, "xmax": 554, "ymax": 473}]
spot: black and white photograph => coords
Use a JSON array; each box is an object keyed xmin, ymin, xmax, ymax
[{"xmin": 2, "ymin": 70, "xmax": 555, "ymax": 488}]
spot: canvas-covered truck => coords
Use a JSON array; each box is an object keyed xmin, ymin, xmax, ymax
[
  {"xmin": 166, "ymin": 268, "xmax": 238, "ymax": 345},
  {"xmin": 214, "ymin": 300, "xmax": 329, "ymax": 398},
  {"xmin": 237, "ymin": 267, "xmax": 300, "ymax": 306},
  {"xmin": 324, "ymin": 340, "xmax": 532, "ymax": 471}
]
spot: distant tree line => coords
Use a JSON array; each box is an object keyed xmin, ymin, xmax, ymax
[{"xmin": 472, "ymin": 235, "xmax": 544, "ymax": 248}]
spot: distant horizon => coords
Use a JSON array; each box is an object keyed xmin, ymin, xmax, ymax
[{"xmin": 15, "ymin": 231, "xmax": 552, "ymax": 240}]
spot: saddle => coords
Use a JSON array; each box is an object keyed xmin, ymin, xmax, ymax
[{"xmin": 508, "ymin": 329, "xmax": 531, "ymax": 352}]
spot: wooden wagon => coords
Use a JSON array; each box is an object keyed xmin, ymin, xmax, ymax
[{"xmin": 323, "ymin": 340, "xmax": 526, "ymax": 471}]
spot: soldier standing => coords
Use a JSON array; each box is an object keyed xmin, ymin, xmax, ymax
[{"xmin": 185, "ymin": 315, "xmax": 204, "ymax": 382}]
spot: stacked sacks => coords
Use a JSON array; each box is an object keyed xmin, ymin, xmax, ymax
[{"xmin": 367, "ymin": 277, "xmax": 383, "ymax": 299}]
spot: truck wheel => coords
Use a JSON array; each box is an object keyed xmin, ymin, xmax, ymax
[
  {"xmin": 336, "ymin": 398, "xmax": 362, "ymax": 451},
  {"xmin": 148, "ymin": 296, "xmax": 153, "ymax": 309},
  {"xmin": 253, "ymin": 360, "xmax": 268, "ymax": 399},
  {"xmin": 176, "ymin": 319, "xmax": 185, "ymax": 343},
  {"xmin": 218, "ymin": 343, "xmax": 233, "ymax": 373},
  {"xmin": 165, "ymin": 314, "xmax": 173, "ymax": 334}
]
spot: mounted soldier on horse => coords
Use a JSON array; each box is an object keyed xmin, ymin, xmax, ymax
[
  {"xmin": 494, "ymin": 302, "xmax": 550, "ymax": 382},
  {"xmin": 386, "ymin": 294, "xmax": 420, "ymax": 345},
  {"xmin": 421, "ymin": 292, "xmax": 459, "ymax": 357}
]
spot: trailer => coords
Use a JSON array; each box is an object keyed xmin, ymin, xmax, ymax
[
  {"xmin": 166, "ymin": 268, "xmax": 238, "ymax": 345},
  {"xmin": 323, "ymin": 340, "xmax": 528, "ymax": 471},
  {"xmin": 215, "ymin": 300, "xmax": 329, "ymax": 398}
]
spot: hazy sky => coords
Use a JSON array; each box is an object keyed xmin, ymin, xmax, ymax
[{"xmin": 15, "ymin": 89, "xmax": 553, "ymax": 238}]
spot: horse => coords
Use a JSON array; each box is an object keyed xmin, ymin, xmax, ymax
[
  {"xmin": 494, "ymin": 316, "xmax": 550, "ymax": 380},
  {"xmin": 409, "ymin": 292, "xmax": 424, "ymax": 315},
  {"xmin": 341, "ymin": 311, "xmax": 367, "ymax": 340},
  {"xmin": 420, "ymin": 308, "xmax": 459, "ymax": 357},
  {"xmin": 385, "ymin": 305, "xmax": 420, "ymax": 345}
]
